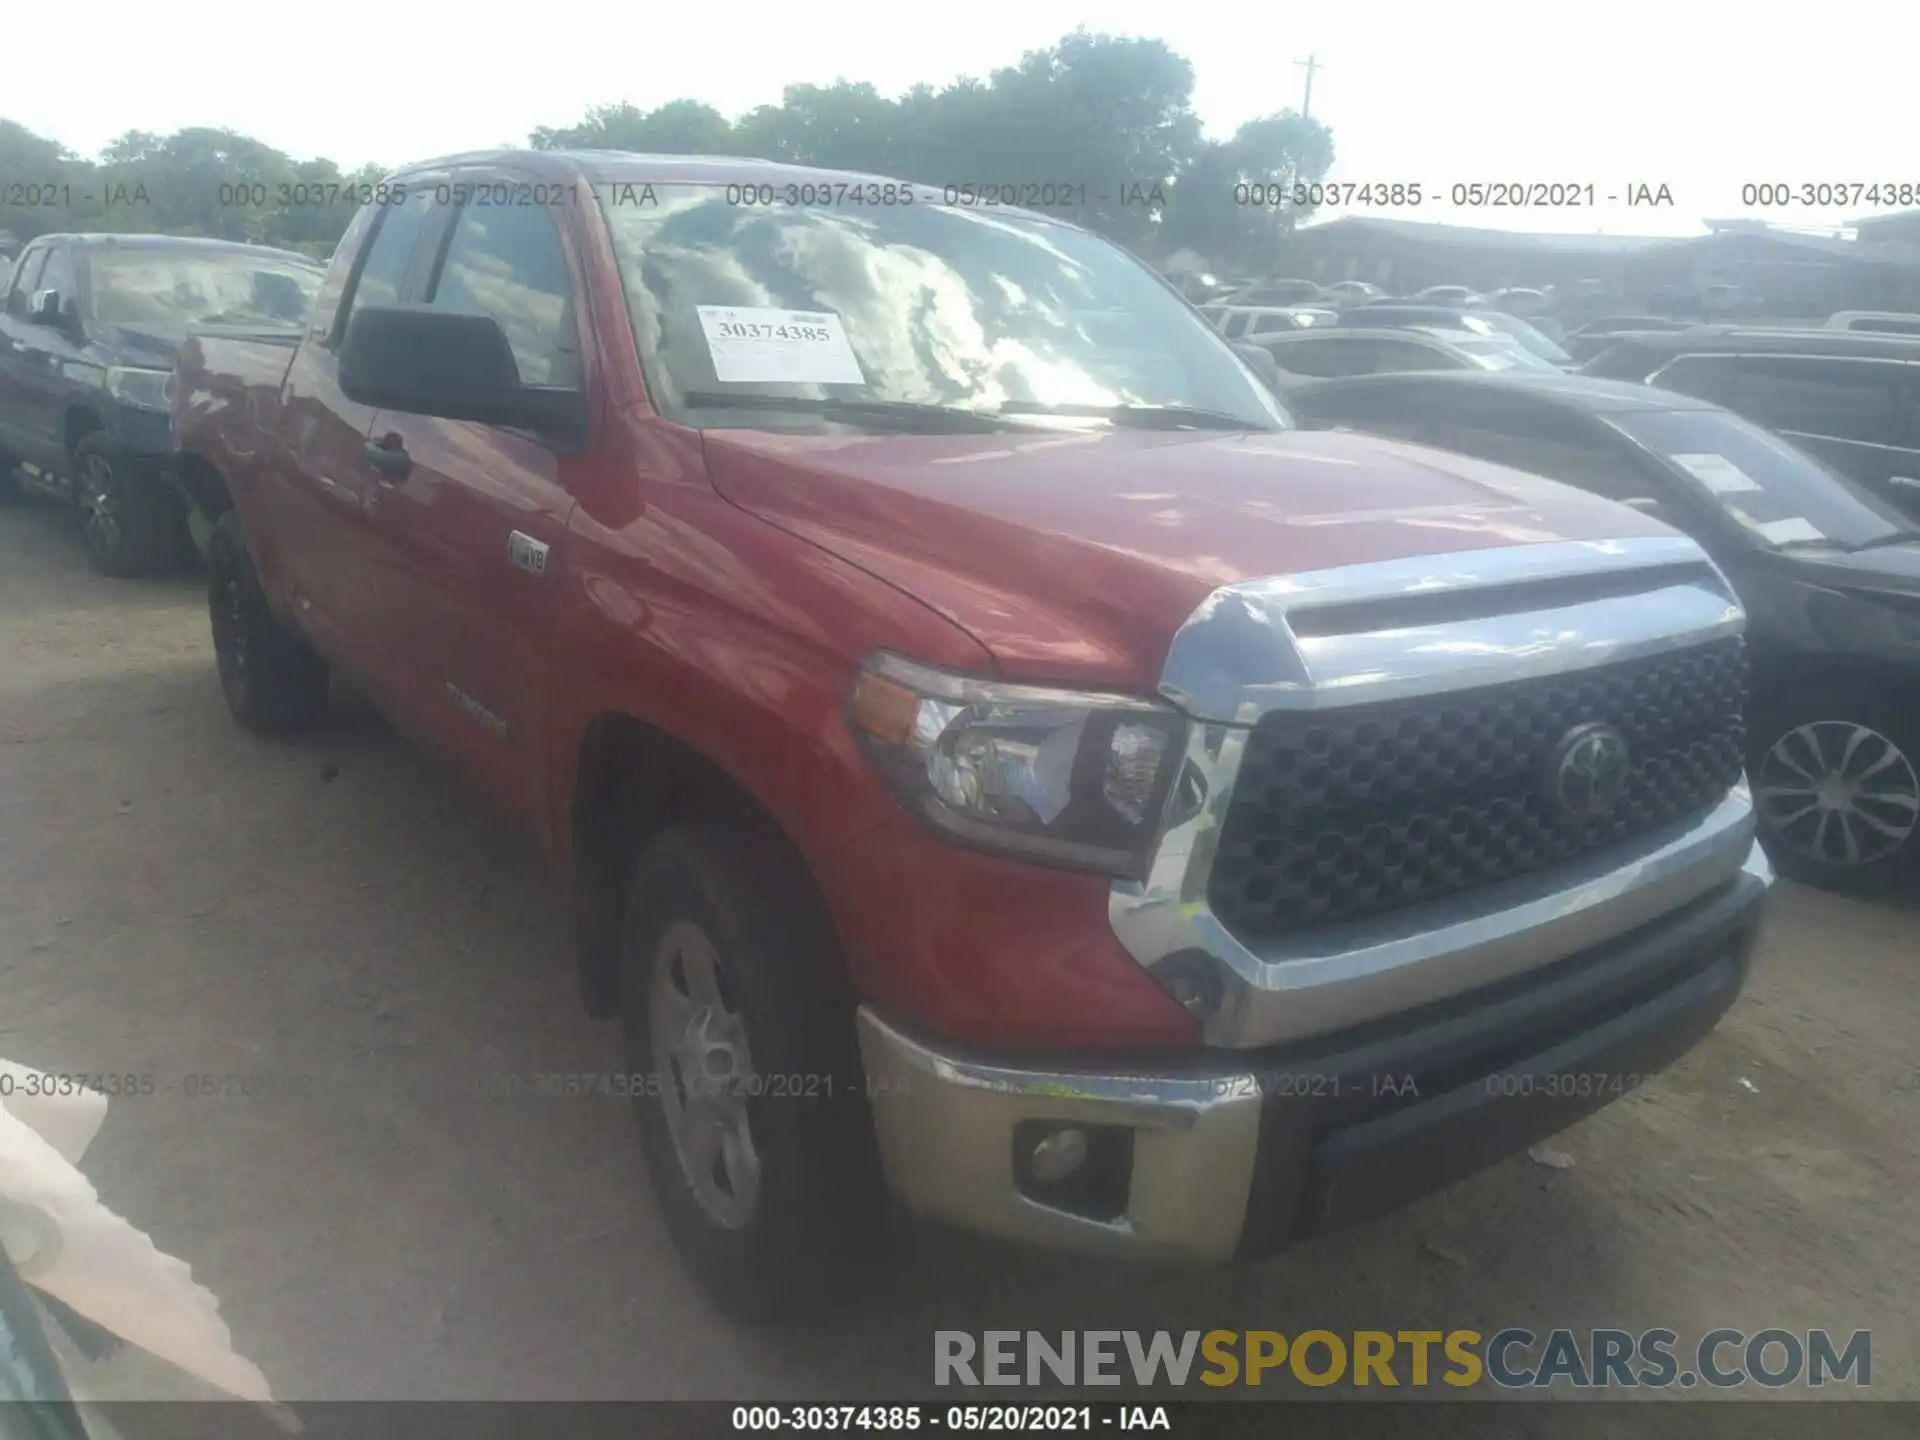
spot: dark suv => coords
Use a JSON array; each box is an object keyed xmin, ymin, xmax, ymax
[
  {"xmin": 1581, "ymin": 327, "xmax": 1920, "ymax": 521},
  {"xmin": 0, "ymin": 233, "xmax": 323, "ymax": 575}
]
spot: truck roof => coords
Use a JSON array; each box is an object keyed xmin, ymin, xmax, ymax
[
  {"xmin": 24, "ymin": 233, "xmax": 322, "ymax": 265},
  {"xmin": 388, "ymin": 147, "xmax": 929, "ymax": 193}
]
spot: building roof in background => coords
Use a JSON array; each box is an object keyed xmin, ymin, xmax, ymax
[
  {"xmin": 1289, "ymin": 215, "xmax": 1920, "ymax": 269},
  {"xmin": 1287, "ymin": 216, "xmax": 1682, "ymax": 254}
]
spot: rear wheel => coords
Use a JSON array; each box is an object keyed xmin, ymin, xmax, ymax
[
  {"xmin": 1751, "ymin": 695, "xmax": 1920, "ymax": 894},
  {"xmin": 207, "ymin": 510, "xmax": 331, "ymax": 733},
  {"xmin": 75, "ymin": 433, "xmax": 178, "ymax": 577},
  {"xmin": 619, "ymin": 820, "xmax": 887, "ymax": 1320}
]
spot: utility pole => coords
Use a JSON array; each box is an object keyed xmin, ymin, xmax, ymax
[
  {"xmin": 1295, "ymin": 55, "xmax": 1322, "ymax": 120},
  {"xmin": 1271, "ymin": 54, "xmax": 1325, "ymax": 268}
]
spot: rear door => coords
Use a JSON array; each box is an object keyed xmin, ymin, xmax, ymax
[
  {"xmin": 0, "ymin": 245, "xmax": 48, "ymax": 456},
  {"xmin": 358, "ymin": 167, "xmax": 588, "ymax": 821},
  {"xmin": 7, "ymin": 243, "xmax": 84, "ymax": 469},
  {"xmin": 263, "ymin": 181, "xmax": 443, "ymax": 662}
]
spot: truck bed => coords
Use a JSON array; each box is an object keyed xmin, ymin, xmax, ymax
[{"xmin": 169, "ymin": 327, "xmax": 306, "ymax": 511}]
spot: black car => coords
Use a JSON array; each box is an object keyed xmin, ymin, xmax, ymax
[
  {"xmin": 1561, "ymin": 315, "xmax": 1693, "ymax": 364},
  {"xmin": 1287, "ymin": 369, "xmax": 1920, "ymax": 894},
  {"xmin": 1342, "ymin": 302, "xmax": 1577, "ymax": 368},
  {"xmin": 1580, "ymin": 326, "xmax": 1920, "ymax": 522},
  {"xmin": 0, "ymin": 233, "xmax": 323, "ymax": 575}
]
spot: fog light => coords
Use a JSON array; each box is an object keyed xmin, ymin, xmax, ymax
[
  {"xmin": 1028, "ymin": 1126, "xmax": 1090, "ymax": 1183},
  {"xmin": 1152, "ymin": 949, "xmax": 1225, "ymax": 1019}
]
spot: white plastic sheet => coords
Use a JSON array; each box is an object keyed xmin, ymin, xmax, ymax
[{"xmin": 0, "ymin": 1058, "xmax": 273, "ymax": 1403}]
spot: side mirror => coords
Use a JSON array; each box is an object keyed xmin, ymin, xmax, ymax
[
  {"xmin": 339, "ymin": 304, "xmax": 587, "ymax": 444},
  {"xmin": 1232, "ymin": 341, "xmax": 1282, "ymax": 392},
  {"xmin": 30, "ymin": 289, "xmax": 67, "ymax": 326}
]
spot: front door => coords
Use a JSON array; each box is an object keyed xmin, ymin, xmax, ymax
[{"xmin": 359, "ymin": 172, "xmax": 588, "ymax": 822}]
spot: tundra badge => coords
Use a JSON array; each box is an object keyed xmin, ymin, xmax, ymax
[{"xmin": 508, "ymin": 531, "xmax": 550, "ymax": 576}]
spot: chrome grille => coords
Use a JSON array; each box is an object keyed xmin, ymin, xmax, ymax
[{"xmin": 1208, "ymin": 637, "xmax": 1748, "ymax": 941}]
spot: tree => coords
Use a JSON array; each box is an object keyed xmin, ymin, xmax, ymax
[
  {"xmin": 1160, "ymin": 111, "xmax": 1337, "ymax": 273},
  {"xmin": 0, "ymin": 31, "xmax": 1336, "ymax": 264},
  {"xmin": 531, "ymin": 100, "xmax": 737, "ymax": 155}
]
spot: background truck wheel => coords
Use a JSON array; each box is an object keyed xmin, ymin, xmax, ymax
[
  {"xmin": 206, "ymin": 511, "xmax": 331, "ymax": 733},
  {"xmin": 74, "ymin": 434, "xmax": 179, "ymax": 577},
  {"xmin": 619, "ymin": 820, "xmax": 888, "ymax": 1321},
  {"xmin": 1750, "ymin": 694, "xmax": 1920, "ymax": 894}
]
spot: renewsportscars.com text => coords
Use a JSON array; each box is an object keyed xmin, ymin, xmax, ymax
[{"xmin": 934, "ymin": 1328, "xmax": 1871, "ymax": 1390}]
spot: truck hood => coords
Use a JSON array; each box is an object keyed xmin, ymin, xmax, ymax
[{"xmin": 700, "ymin": 426, "xmax": 1677, "ymax": 689}]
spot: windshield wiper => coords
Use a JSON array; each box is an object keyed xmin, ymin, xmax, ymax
[
  {"xmin": 681, "ymin": 391, "xmax": 1268, "ymax": 435},
  {"xmin": 994, "ymin": 401, "xmax": 1265, "ymax": 431},
  {"xmin": 680, "ymin": 391, "xmax": 1043, "ymax": 433},
  {"xmin": 1846, "ymin": 532, "xmax": 1920, "ymax": 552}
]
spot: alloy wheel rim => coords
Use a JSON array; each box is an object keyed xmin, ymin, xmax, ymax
[
  {"xmin": 1756, "ymin": 720, "xmax": 1920, "ymax": 867},
  {"xmin": 648, "ymin": 918, "xmax": 762, "ymax": 1229},
  {"xmin": 80, "ymin": 454, "xmax": 121, "ymax": 555}
]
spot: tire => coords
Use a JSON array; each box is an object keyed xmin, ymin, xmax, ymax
[
  {"xmin": 1749, "ymin": 693, "xmax": 1920, "ymax": 895},
  {"xmin": 74, "ymin": 433, "xmax": 178, "ymax": 577},
  {"xmin": 619, "ymin": 820, "xmax": 888, "ymax": 1321},
  {"xmin": 206, "ymin": 510, "xmax": 331, "ymax": 733}
]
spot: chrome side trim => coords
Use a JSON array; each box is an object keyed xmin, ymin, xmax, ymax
[
  {"xmin": 856, "ymin": 1008, "xmax": 1262, "ymax": 1263},
  {"xmin": 1159, "ymin": 536, "xmax": 1740, "ymax": 724},
  {"xmin": 1115, "ymin": 535, "xmax": 1758, "ymax": 1049}
]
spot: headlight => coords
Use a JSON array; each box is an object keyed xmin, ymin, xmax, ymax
[
  {"xmin": 105, "ymin": 366, "xmax": 173, "ymax": 412},
  {"xmin": 846, "ymin": 652, "xmax": 1188, "ymax": 878}
]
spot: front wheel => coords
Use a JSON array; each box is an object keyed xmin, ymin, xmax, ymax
[
  {"xmin": 74, "ymin": 434, "xmax": 178, "ymax": 577},
  {"xmin": 1750, "ymin": 697, "xmax": 1920, "ymax": 894},
  {"xmin": 619, "ymin": 821, "xmax": 888, "ymax": 1321}
]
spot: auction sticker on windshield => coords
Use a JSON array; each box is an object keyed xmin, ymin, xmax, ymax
[
  {"xmin": 1749, "ymin": 516, "xmax": 1826, "ymax": 544},
  {"xmin": 1672, "ymin": 452, "xmax": 1762, "ymax": 494},
  {"xmin": 696, "ymin": 306, "xmax": 866, "ymax": 385}
]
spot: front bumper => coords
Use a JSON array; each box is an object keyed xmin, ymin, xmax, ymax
[{"xmin": 857, "ymin": 841, "xmax": 1770, "ymax": 1264}]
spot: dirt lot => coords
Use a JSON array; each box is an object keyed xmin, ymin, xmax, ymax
[{"xmin": 3, "ymin": 495, "xmax": 1917, "ymax": 1407}]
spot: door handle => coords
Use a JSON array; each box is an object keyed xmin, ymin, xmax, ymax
[{"xmin": 363, "ymin": 435, "xmax": 411, "ymax": 480}]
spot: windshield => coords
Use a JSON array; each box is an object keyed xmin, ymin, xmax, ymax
[
  {"xmin": 1448, "ymin": 336, "xmax": 1560, "ymax": 373},
  {"xmin": 86, "ymin": 249, "xmax": 323, "ymax": 333},
  {"xmin": 600, "ymin": 185, "xmax": 1287, "ymax": 432},
  {"xmin": 1612, "ymin": 407, "xmax": 1917, "ymax": 550},
  {"xmin": 1475, "ymin": 311, "xmax": 1574, "ymax": 365}
]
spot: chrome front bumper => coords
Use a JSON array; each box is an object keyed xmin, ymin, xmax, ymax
[{"xmin": 858, "ymin": 840, "xmax": 1771, "ymax": 1263}]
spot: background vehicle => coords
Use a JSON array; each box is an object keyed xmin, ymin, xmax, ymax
[
  {"xmin": 1289, "ymin": 369, "xmax": 1920, "ymax": 893},
  {"xmin": 1343, "ymin": 302, "xmax": 1575, "ymax": 368},
  {"xmin": 1563, "ymin": 315, "xmax": 1694, "ymax": 363},
  {"xmin": 1323, "ymin": 280, "xmax": 1386, "ymax": 305},
  {"xmin": 1580, "ymin": 326, "xmax": 1920, "ymax": 519},
  {"xmin": 1215, "ymin": 304, "xmax": 1336, "ymax": 341},
  {"xmin": 1826, "ymin": 311, "xmax": 1920, "ymax": 336},
  {"xmin": 173, "ymin": 149, "xmax": 1767, "ymax": 1321},
  {"xmin": 1412, "ymin": 284, "xmax": 1478, "ymax": 305},
  {"xmin": 1220, "ymin": 278, "xmax": 1325, "ymax": 306},
  {"xmin": 1257, "ymin": 325, "xmax": 1561, "ymax": 379},
  {"xmin": 0, "ymin": 234, "xmax": 322, "ymax": 574},
  {"xmin": 1475, "ymin": 286, "xmax": 1551, "ymax": 317}
]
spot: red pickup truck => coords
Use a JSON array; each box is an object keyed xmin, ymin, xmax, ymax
[{"xmin": 171, "ymin": 150, "xmax": 1772, "ymax": 1320}]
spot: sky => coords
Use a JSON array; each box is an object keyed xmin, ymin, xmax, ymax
[{"xmin": 9, "ymin": 1, "xmax": 1913, "ymax": 239}]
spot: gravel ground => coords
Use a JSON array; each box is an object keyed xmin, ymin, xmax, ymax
[{"xmin": 2, "ymin": 495, "xmax": 1916, "ymax": 1413}]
